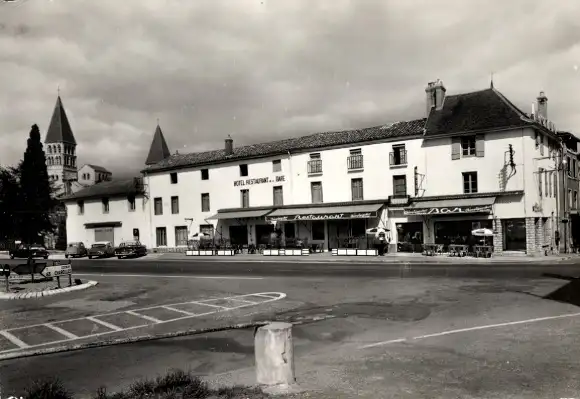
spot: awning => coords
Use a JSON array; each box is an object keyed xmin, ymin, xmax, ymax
[
  {"xmin": 84, "ymin": 222, "xmax": 122, "ymax": 228},
  {"xmin": 404, "ymin": 197, "xmax": 496, "ymax": 216},
  {"xmin": 208, "ymin": 209, "xmax": 273, "ymax": 220},
  {"xmin": 265, "ymin": 203, "xmax": 383, "ymax": 222}
]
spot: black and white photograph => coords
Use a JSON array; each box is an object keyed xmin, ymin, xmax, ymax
[{"xmin": 1, "ymin": 1, "xmax": 580, "ymax": 398}]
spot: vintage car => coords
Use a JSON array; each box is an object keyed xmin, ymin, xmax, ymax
[
  {"xmin": 87, "ymin": 241, "xmax": 115, "ymax": 259},
  {"xmin": 65, "ymin": 242, "xmax": 88, "ymax": 258},
  {"xmin": 9, "ymin": 244, "xmax": 49, "ymax": 259},
  {"xmin": 114, "ymin": 240, "xmax": 147, "ymax": 259}
]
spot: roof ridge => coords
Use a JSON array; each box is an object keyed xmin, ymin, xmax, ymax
[{"xmin": 490, "ymin": 87, "xmax": 529, "ymax": 119}]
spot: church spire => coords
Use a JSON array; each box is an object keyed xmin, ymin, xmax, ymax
[
  {"xmin": 45, "ymin": 95, "xmax": 76, "ymax": 144},
  {"xmin": 145, "ymin": 124, "xmax": 171, "ymax": 165}
]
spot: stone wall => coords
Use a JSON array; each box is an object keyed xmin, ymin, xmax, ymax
[
  {"xmin": 525, "ymin": 217, "xmax": 536, "ymax": 255},
  {"xmin": 493, "ymin": 218, "xmax": 503, "ymax": 254}
]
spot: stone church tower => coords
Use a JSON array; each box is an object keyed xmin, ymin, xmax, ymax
[{"xmin": 44, "ymin": 95, "xmax": 78, "ymax": 196}]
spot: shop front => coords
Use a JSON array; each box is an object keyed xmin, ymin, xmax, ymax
[
  {"xmin": 208, "ymin": 208, "xmax": 275, "ymax": 249},
  {"xmin": 265, "ymin": 202, "xmax": 385, "ymax": 252},
  {"xmin": 404, "ymin": 197, "xmax": 496, "ymax": 252}
]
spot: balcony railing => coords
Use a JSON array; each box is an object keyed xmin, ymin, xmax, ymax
[
  {"xmin": 347, "ymin": 154, "xmax": 364, "ymax": 170},
  {"xmin": 308, "ymin": 159, "xmax": 323, "ymax": 174},
  {"xmin": 389, "ymin": 150, "xmax": 407, "ymax": 166}
]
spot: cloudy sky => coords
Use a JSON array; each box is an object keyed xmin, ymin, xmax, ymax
[{"xmin": 1, "ymin": 0, "xmax": 579, "ymax": 177}]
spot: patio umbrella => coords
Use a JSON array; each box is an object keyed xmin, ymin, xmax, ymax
[
  {"xmin": 366, "ymin": 227, "xmax": 389, "ymax": 235},
  {"xmin": 190, "ymin": 232, "xmax": 210, "ymax": 241},
  {"xmin": 471, "ymin": 228, "xmax": 494, "ymax": 237}
]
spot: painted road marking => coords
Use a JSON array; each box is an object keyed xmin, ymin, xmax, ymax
[
  {"xmin": 0, "ymin": 330, "xmax": 29, "ymax": 349},
  {"xmin": 162, "ymin": 306, "xmax": 195, "ymax": 316},
  {"xmin": 0, "ymin": 292, "xmax": 286, "ymax": 355},
  {"xmin": 44, "ymin": 324, "xmax": 78, "ymax": 339},
  {"xmin": 359, "ymin": 311, "xmax": 580, "ymax": 349},
  {"xmin": 126, "ymin": 311, "xmax": 163, "ymax": 323},
  {"xmin": 75, "ymin": 273, "xmax": 264, "ymax": 280},
  {"xmin": 86, "ymin": 317, "xmax": 122, "ymax": 331},
  {"xmin": 190, "ymin": 301, "xmax": 228, "ymax": 309}
]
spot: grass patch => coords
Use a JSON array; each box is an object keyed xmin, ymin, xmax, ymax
[{"xmin": 23, "ymin": 369, "xmax": 290, "ymax": 399}]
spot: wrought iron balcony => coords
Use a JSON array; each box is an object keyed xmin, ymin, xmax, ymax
[
  {"xmin": 347, "ymin": 154, "xmax": 364, "ymax": 170},
  {"xmin": 389, "ymin": 150, "xmax": 407, "ymax": 166},
  {"xmin": 307, "ymin": 159, "xmax": 323, "ymax": 174}
]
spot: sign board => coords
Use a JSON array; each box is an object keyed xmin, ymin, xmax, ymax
[
  {"xmin": 266, "ymin": 211, "xmax": 378, "ymax": 222},
  {"xmin": 41, "ymin": 264, "xmax": 72, "ymax": 278},
  {"xmin": 234, "ymin": 175, "xmax": 286, "ymax": 187},
  {"xmin": 403, "ymin": 205, "xmax": 493, "ymax": 216}
]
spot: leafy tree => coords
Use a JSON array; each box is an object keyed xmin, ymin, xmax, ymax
[
  {"xmin": 19, "ymin": 124, "xmax": 55, "ymax": 245},
  {"xmin": 0, "ymin": 165, "xmax": 21, "ymax": 243}
]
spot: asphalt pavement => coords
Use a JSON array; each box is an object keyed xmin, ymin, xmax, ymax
[{"xmin": 66, "ymin": 257, "xmax": 580, "ymax": 279}]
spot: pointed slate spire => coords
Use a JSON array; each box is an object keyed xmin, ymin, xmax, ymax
[
  {"xmin": 45, "ymin": 96, "xmax": 76, "ymax": 144},
  {"xmin": 145, "ymin": 124, "xmax": 171, "ymax": 165}
]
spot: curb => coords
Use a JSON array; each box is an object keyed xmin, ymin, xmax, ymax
[
  {"xmin": 0, "ymin": 280, "xmax": 98, "ymax": 300},
  {"xmin": 135, "ymin": 256, "xmax": 575, "ymax": 265},
  {"xmin": 0, "ymin": 317, "xmax": 331, "ymax": 361}
]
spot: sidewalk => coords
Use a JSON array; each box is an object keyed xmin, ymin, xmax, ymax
[{"xmin": 150, "ymin": 251, "xmax": 575, "ymax": 264}]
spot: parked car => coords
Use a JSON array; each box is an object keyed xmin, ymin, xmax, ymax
[
  {"xmin": 65, "ymin": 242, "xmax": 88, "ymax": 258},
  {"xmin": 9, "ymin": 244, "xmax": 49, "ymax": 259},
  {"xmin": 88, "ymin": 241, "xmax": 115, "ymax": 259},
  {"xmin": 114, "ymin": 240, "xmax": 147, "ymax": 259}
]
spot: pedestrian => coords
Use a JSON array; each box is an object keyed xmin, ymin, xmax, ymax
[
  {"xmin": 555, "ymin": 230, "xmax": 560, "ymax": 254},
  {"xmin": 377, "ymin": 231, "xmax": 386, "ymax": 256}
]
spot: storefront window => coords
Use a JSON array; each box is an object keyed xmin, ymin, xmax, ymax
[
  {"xmin": 256, "ymin": 224, "xmax": 274, "ymax": 246},
  {"xmin": 503, "ymin": 218, "xmax": 526, "ymax": 251},
  {"xmin": 229, "ymin": 225, "xmax": 248, "ymax": 245},
  {"xmin": 312, "ymin": 221, "xmax": 325, "ymax": 240},
  {"xmin": 396, "ymin": 222, "xmax": 423, "ymax": 252},
  {"xmin": 434, "ymin": 220, "xmax": 492, "ymax": 246}
]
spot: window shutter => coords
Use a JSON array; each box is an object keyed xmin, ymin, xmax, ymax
[
  {"xmin": 538, "ymin": 168, "xmax": 543, "ymax": 197},
  {"xmin": 451, "ymin": 138, "xmax": 460, "ymax": 160},
  {"xmin": 475, "ymin": 134, "xmax": 485, "ymax": 157}
]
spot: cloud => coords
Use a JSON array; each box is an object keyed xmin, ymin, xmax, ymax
[{"xmin": 1, "ymin": 0, "xmax": 579, "ymax": 177}]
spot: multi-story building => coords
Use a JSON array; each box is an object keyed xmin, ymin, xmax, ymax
[
  {"xmin": 78, "ymin": 164, "xmax": 113, "ymax": 186},
  {"xmin": 557, "ymin": 130, "xmax": 580, "ymax": 252},
  {"xmin": 62, "ymin": 80, "xmax": 572, "ymax": 255}
]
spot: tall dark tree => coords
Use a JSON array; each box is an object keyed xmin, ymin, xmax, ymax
[
  {"xmin": 19, "ymin": 124, "xmax": 55, "ymax": 244},
  {"xmin": 0, "ymin": 165, "xmax": 22, "ymax": 243}
]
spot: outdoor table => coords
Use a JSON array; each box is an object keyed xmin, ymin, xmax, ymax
[
  {"xmin": 448, "ymin": 244, "xmax": 468, "ymax": 257},
  {"xmin": 423, "ymin": 244, "xmax": 443, "ymax": 256},
  {"xmin": 474, "ymin": 245, "xmax": 493, "ymax": 258}
]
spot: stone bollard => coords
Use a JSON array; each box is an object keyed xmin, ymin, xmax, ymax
[{"xmin": 255, "ymin": 322, "xmax": 295, "ymax": 388}]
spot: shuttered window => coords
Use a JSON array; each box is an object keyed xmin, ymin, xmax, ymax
[
  {"xmin": 351, "ymin": 178, "xmax": 364, "ymax": 201},
  {"xmin": 393, "ymin": 175, "xmax": 407, "ymax": 196},
  {"xmin": 240, "ymin": 189, "xmax": 250, "ymax": 208},
  {"xmin": 175, "ymin": 226, "xmax": 188, "ymax": 246},
  {"xmin": 201, "ymin": 193, "xmax": 210, "ymax": 212},
  {"xmin": 154, "ymin": 198, "xmax": 163, "ymax": 215},
  {"xmin": 273, "ymin": 186, "xmax": 283, "ymax": 206},
  {"xmin": 311, "ymin": 182, "xmax": 323, "ymax": 203},
  {"xmin": 538, "ymin": 168, "xmax": 543, "ymax": 197},
  {"xmin": 156, "ymin": 227, "xmax": 167, "ymax": 247},
  {"xmin": 171, "ymin": 196, "xmax": 179, "ymax": 214}
]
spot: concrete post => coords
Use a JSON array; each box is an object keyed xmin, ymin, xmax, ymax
[{"xmin": 255, "ymin": 322, "xmax": 295, "ymax": 387}]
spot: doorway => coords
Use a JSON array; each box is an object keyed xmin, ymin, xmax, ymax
[
  {"xmin": 503, "ymin": 218, "xmax": 526, "ymax": 251},
  {"xmin": 94, "ymin": 227, "xmax": 114, "ymax": 245}
]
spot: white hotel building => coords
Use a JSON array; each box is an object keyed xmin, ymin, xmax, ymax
[{"xmin": 63, "ymin": 80, "xmax": 564, "ymax": 255}]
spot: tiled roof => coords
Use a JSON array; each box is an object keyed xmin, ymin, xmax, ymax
[
  {"xmin": 45, "ymin": 96, "xmax": 77, "ymax": 145},
  {"xmin": 61, "ymin": 178, "xmax": 144, "ymax": 202},
  {"xmin": 424, "ymin": 88, "xmax": 531, "ymax": 138},
  {"xmin": 144, "ymin": 118, "xmax": 426, "ymax": 173},
  {"xmin": 84, "ymin": 164, "xmax": 111, "ymax": 174},
  {"xmin": 145, "ymin": 125, "xmax": 171, "ymax": 165}
]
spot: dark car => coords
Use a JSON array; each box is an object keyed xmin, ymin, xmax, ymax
[
  {"xmin": 88, "ymin": 241, "xmax": 115, "ymax": 259},
  {"xmin": 114, "ymin": 240, "xmax": 147, "ymax": 259},
  {"xmin": 65, "ymin": 242, "xmax": 88, "ymax": 258},
  {"xmin": 9, "ymin": 244, "xmax": 49, "ymax": 259}
]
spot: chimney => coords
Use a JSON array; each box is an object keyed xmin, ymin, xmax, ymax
[
  {"xmin": 536, "ymin": 91, "xmax": 548, "ymax": 120},
  {"xmin": 225, "ymin": 135, "xmax": 233, "ymax": 156},
  {"xmin": 425, "ymin": 79, "xmax": 446, "ymax": 117}
]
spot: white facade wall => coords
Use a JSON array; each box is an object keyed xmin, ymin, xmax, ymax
[
  {"xmin": 422, "ymin": 127, "xmax": 558, "ymax": 219},
  {"xmin": 144, "ymin": 137, "xmax": 424, "ymax": 247},
  {"xmin": 65, "ymin": 196, "xmax": 149, "ymax": 248}
]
